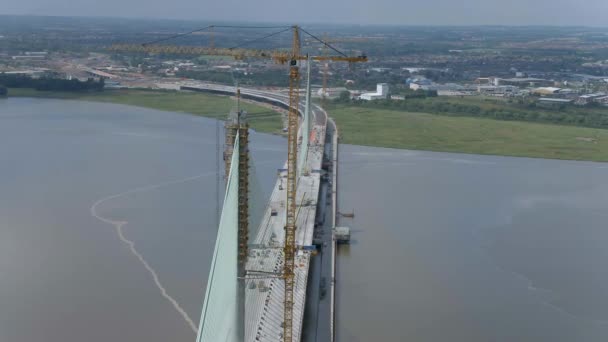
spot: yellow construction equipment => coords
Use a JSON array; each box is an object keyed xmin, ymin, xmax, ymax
[
  {"xmin": 111, "ymin": 26, "xmax": 366, "ymax": 342},
  {"xmin": 109, "ymin": 43, "xmax": 364, "ymax": 64},
  {"xmin": 314, "ymin": 35, "xmax": 368, "ymax": 106}
]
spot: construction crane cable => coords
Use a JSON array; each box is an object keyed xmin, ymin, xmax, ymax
[
  {"xmin": 142, "ymin": 24, "xmax": 290, "ymax": 47},
  {"xmin": 228, "ymin": 27, "xmax": 293, "ymax": 50},
  {"xmin": 299, "ymin": 28, "xmax": 348, "ymax": 57},
  {"xmin": 213, "ymin": 25, "xmax": 291, "ymax": 29},
  {"xmin": 143, "ymin": 25, "xmax": 214, "ymax": 46},
  {"xmin": 247, "ymin": 113, "xmax": 281, "ymax": 119}
]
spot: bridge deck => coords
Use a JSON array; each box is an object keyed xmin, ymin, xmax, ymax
[
  {"xmin": 176, "ymin": 81, "xmax": 326, "ymax": 342},
  {"xmin": 245, "ymin": 122, "xmax": 325, "ymax": 342},
  {"xmin": 245, "ymin": 113, "xmax": 325, "ymax": 341}
]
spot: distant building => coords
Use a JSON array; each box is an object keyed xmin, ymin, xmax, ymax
[
  {"xmin": 555, "ymin": 88, "xmax": 576, "ymax": 96},
  {"xmin": 595, "ymin": 96, "xmax": 608, "ymax": 106},
  {"xmin": 24, "ymin": 51, "xmax": 48, "ymax": 56},
  {"xmin": 477, "ymin": 85, "xmax": 518, "ymax": 96},
  {"xmin": 104, "ymin": 80, "xmax": 125, "ymax": 89},
  {"xmin": 429, "ymin": 83, "xmax": 465, "ymax": 92},
  {"xmin": 402, "ymin": 67, "xmax": 426, "ymax": 73},
  {"xmin": 498, "ymin": 78, "xmax": 553, "ymax": 87},
  {"xmin": 537, "ymin": 98, "xmax": 572, "ymax": 107},
  {"xmin": 360, "ymin": 83, "xmax": 389, "ymax": 101},
  {"xmin": 369, "ymin": 67, "xmax": 391, "ymax": 73},
  {"xmin": 406, "ymin": 77, "xmax": 430, "ymax": 86},
  {"xmin": 213, "ymin": 65, "xmax": 232, "ymax": 70},
  {"xmin": 317, "ymin": 87, "xmax": 348, "ymax": 98},
  {"xmin": 83, "ymin": 68, "xmax": 118, "ymax": 80},
  {"xmin": 11, "ymin": 55, "xmax": 45, "ymax": 60},
  {"xmin": 532, "ymin": 87, "xmax": 562, "ymax": 96},
  {"xmin": 409, "ymin": 83, "xmax": 424, "ymax": 91},
  {"xmin": 1, "ymin": 69, "xmax": 50, "ymax": 78},
  {"xmin": 474, "ymin": 77, "xmax": 493, "ymax": 85},
  {"xmin": 155, "ymin": 82, "xmax": 180, "ymax": 90},
  {"xmin": 438, "ymin": 90, "xmax": 475, "ymax": 96},
  {"xmin": 409, "ymin": 78, "xmax": 433, "ymax": 90},
  {"xmin": 474, "ymin": 77, "xmax": 502, "ymax": 86},
  {"xmin": 576, "ymin": 93, "xmax": 607, "ymax": 105}
]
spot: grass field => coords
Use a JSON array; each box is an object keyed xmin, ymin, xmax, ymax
[
  {"xmin": 425, "ymin": 95, "xmax": 608, "ymax": 117},
  {"xmin": 9, "ymin": 88, "xmax": 608, "ymax": 162},
  {"xmin": 328, "ymin": 105, "xmax": 608, "ymax": 162},
  {"xmin": 8, "ymin": 88, "xmax": 284, "ymax": 133}
]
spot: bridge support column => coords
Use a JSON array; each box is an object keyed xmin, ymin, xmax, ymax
[{"xmin": 224, "ymin": 104, "xmax": 249, "ymax": 341}]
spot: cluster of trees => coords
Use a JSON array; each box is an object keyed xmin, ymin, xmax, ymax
[
  {"xmin": 176, "ymin": 69, "xmax": 289, "ymax": 87},
  {"xmin": 0, "ymin": 85, "xmax": 7, "ymax": 96},
  {"xmin": 332, "ymin": 96, "xmax": 608, "ymax": 129},
  {"xmin": 0, "ymin": 74, "xmax": 104, "ymax": 92},
  {"xmin": 391, "ymin": 88, "xmax": 438, "ymax": 99},
  {"xmin": 176, "ymin": 70, "xmax": 234, "ymax": 85},
  {"xmin": 419, "ymin": 69, "xmax": 465, "ymax": 83}
]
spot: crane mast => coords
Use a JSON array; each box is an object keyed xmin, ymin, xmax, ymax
[
  {"xmin": 283, "ymin": 26, "xmax": 301, "ymax": 342},
  {"xmin": 224, "ymin": 84, "xmax": 249, "ymax": 341}
]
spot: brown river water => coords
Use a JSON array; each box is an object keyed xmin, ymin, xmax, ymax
[{"xmin": 2, "ymin": 98, "xmax": 608, "ymax": 342}]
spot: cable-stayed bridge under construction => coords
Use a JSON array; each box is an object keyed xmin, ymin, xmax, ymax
[{"xmin": 192, "ymin": 76, "xmax": 338, "ymax": 342}]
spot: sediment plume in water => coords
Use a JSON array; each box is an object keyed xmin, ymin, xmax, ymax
[{"xmin": 90, "ymin": 173, "xmax": 212, "ymax": 334}]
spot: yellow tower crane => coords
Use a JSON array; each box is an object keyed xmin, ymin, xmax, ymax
[
  {"xmin": 320, "ymin": 37, "xmax": 368, "ymax": 106},
  {"xmin": 303, "ymin": 35, "xmax": 368, "ymax": 106},
  {"xmin": 111, "ymin": 26, "xmax": 366, "ymax": 342}
]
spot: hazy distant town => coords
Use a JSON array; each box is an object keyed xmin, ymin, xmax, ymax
[{"xmin": 2, "ymin": 16, "xmax": 608, "ymax": 107}]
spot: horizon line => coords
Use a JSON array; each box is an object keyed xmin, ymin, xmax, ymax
[{"xmin": 1, "ymin": 13, "xmax": 608, "ymax": 30}]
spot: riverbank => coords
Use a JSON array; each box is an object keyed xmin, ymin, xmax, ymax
[
  {"xmin": 7, "ymin": 88, "xmax": 283, "ymax": 134},
  {"xmin": 327, "ymin": 105, "xmax": 608, "ymax": 162},
  {"xmin": 9, "ymin": 88, "xmax": 608, "ymax": 162}
]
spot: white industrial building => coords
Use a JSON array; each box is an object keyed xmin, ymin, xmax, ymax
[
  {"xmin": 316, "ymin": 87, "xmax": 348, "ymax": 98},
  {"xmin": 360, "ymin": 83, "xmax": 389, "ymax": 100},
  {"xmin": 412, "ymin": 83, "xmax": 466, "ymax": 92},
  {"xmin": 537, "ymin": 98, "xmax": 573, "ymax": 107},
  {"xmin": 477, "ymin": 85, "xmax": 519, "ymax": 96}
]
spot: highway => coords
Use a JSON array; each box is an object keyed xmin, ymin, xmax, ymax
[{"xmin": 179, "ymin": 81, "xmax": 333, "ymax": 342}]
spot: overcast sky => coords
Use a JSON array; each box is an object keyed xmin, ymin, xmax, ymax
[{"xmin": 2, "ymin": 0, "xmax": 608, "ymax": 26}]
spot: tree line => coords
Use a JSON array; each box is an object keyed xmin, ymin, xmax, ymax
[
  {"xmin": 0, "ymin": 84, "xmax": 7, "ymax": 96},
  {"xmin": 0, "ymin": 74, "xmax": 105, "ymax": 92},
  {"xmin": 331, "ymin": 96, "xmax": 608, "ymax": 129},
  {"xmin": 176, "ymin": 69, "xmax": 289, "ymax": 87}
]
